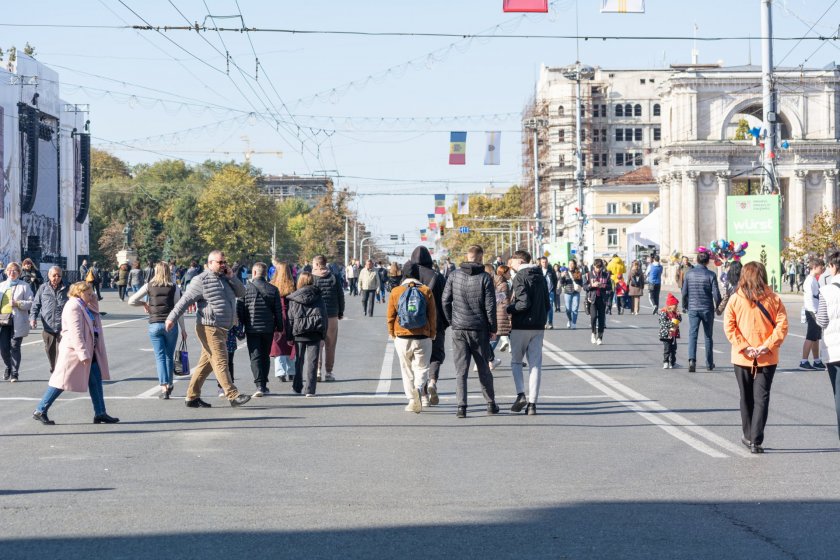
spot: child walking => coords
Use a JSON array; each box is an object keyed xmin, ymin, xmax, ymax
[
  {"xmin": 658, "ymin": 293, "xmax": 682, "ymax": 369},
  {"xmin": 615, "ymin": 274, "xmax": 629, "ymax": 315}
]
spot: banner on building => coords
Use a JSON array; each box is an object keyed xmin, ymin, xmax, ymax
[
  {"xmin": 727, "ymin": 195, "xmax": 783, "ymax": 292},
  {"xmin": 484, "ymin": 131, "xmax": 501, "ymax": 165},
  {"xmin": 457, "ymin": 193, "xmax": 470, "ymax": 215},
  {"xmin": 434, "ymin": 194, "xmax": 446, "ymax": 214},
  {"xmin": 449, "ymin": 131, "xmax": 466, "ymax": 165},
  {"xmin": 600, "ymin": 0, "xmax": 645, "ymax": 13},
  {"xmin": 503, "ymin": 0, "xmax": 548, "ymax": 12}
]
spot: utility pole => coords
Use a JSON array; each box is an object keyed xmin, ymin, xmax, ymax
[
  {"xmin": 562, "ymin": 62, "xmax": 595, "ymax": 265},
  {"xmin": 344, "ymin": 216, "xmax": 349, "ymax": 265},
  {"xmin": 353, "ymin": 221, "xmax": 358, "ymax": 262},
  {"xmin": 760, "ymin": 0, "xmax": 777, "ymax": 194},
  {"xmin": 523, "ymin": 116, "xmax": 548, "ymax": 258}
]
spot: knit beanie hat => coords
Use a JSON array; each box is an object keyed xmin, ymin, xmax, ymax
[{"xmin": 666, "ymin": 293, "xmax": 679, "ymax": 307}]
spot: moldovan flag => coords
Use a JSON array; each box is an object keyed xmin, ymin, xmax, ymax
[
  {"xmin": 503, "ymin": 0, "xmax": 548, "ymax": 12},
  {"xmin": 600, "ymin": 0, "xmax": 645, "ymax": 13},
  {"xmin": 449, "ymin": 131, "xmax": 466, "ymax": 165},
  {"xmin": 434, "ymin": 194, "xmax": 446, "ymax": 214},
  {"xmin": 457, "ymin": 194, "xmax": 470, "ymax": 215},
  {"xmin": 420, "ymin": 229, "xmax": 427, "ymax": 242},
  {"xmin": 484, "ymin": 131, "xmax": 501, "ymax": 165},
  {"xmin": 428, "ymin": 214, "xmax": 438, "ymax": 231}
]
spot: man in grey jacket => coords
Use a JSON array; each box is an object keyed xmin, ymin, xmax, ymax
[
  {"xmin": 29, "ymin": 266, "xmax": 68, "ymax": 373},
  {"xmin": 681, "ymin": 251, "xmax": 722, "ymax": 372},
  {"xmin": 166, "ymin": 250, "xmax": 251, "ymax": 407}
]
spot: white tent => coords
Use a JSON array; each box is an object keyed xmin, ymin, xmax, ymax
[{"xmin": 625, "ymin": 207, "xmax": 661, "ymax": 263}]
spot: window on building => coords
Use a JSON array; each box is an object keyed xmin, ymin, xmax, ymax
[
  {"xmin": 600, "ymin": 128, "xmax": 608, "ymax": 142},
  {"xmin": 615, "ymin": 128, "xmax": 624, "ymax": 141},
  {"xmin": 558, "ymin": 105, "xmax": 565, "ymax": 116},
  {"xmin": 559, "ymin": 129, "xmax": 565, "ymax": 142},
  {"xmin": 580, "ymin": 104, "xmax": 586, "ymax": 117},
  {"xmin": 607, "ymin": 228, "xmax": 618, "ymax": 247},
  {"xmin": 592, "ymin": 104, "xmax": 599, "ymax": 118},
  {"xmin": 592, "ymin": 86, "xmax": 602, "ymax": 95},
  {"xmin": 624, "ymin": 103, "xmax": 632, "ymax": 116},
  {"xmin": 649, "ymin": 78, "xmax": 655, "ymax": 83},
  {"xmin": 634, "ymin": 128, "xmax": 642, "ymax": 141},
  {"xmin": 601, "ymin": 153, "xmax": 609, "ymax": 167},
  {"xmin": 606, "ymin": 202, "xmax": 618, "ymax": 215},
  {"xmin": 625, "ymin": 153, "xmax": 634, "ymax": 166},
  {"xmin": 653, "ymin": 103, "xmax": 661, "ymax": 116},
  {"xmin": 559, "ymin": 154, "xmax": 565, "ymax": 166},
  {"xmin": 580, "ymin": 129, "xmax": 586, "ymax": 142},
  {"xmin": 631, "ymin": 202, "xmax": 642, "ymax": 214},
  {"xmin": 653, "ymin": 127, "xmax": 661, "ymax": 141},
  {"xmin": 634, "ymin": 153, "xmax": 643, "ymax": 166},
  {"xmin": 624, "ymin": 128, "xmax": 633, "ymax": 141},
  {"xmin": 615, "ymin": 153, "xmax": 624, "ymax": 166},
  {"xmin": 640, "ymin": 79, "xmax": 646, "ymax": 84},
  {"xmin": 648, "ymin": 201, "xmax": 658, "ymax": 213},
  {"xmin": 581, "ymin": 153, "xmax": 586, "ymax": 165},
  {"xmin": 653, "ymin": 158, "xmax": 660, "ymax": 166},
  {"xmin": 615, "ymin": 104, "xmax": 624, "ymax": 117},
  {"xmin": 634, "ymin": 104, "xmax": 642, "ymax": 117}
]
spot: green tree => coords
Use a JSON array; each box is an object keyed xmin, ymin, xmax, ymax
[
  {"xmin": 443, "ymin": 186, "xmax": 524, "ymax": 260},
  {"xmin": 295, "ymin": 183, "xmax": 352, "ymax": 263},
  {"xmin": 782, "ymin": 209, "xmax": 840, "ymax": 261},
  {"xmin": 91, "ymin": 148, "xmax": 131, "ymax": 183},
  {"xmin": 733, "ymin": 118, "xmax": 751, "ymax": 141}
]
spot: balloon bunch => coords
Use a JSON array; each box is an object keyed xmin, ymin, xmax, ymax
[{"xmin": 696, "ymin": 239, "xmax": 749, "ymax": 266}]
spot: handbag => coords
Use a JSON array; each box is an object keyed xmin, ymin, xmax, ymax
[
  {"xmin": 0, "ymin": 313, "xmax": 11, "ymax": 326},
  {"xmin": 568, "ymin": 271, "xmax": 582, "ymax": 293},
  {"xmin": 174, "ymin": 338, "xmax": 190, "ymax": 376}
]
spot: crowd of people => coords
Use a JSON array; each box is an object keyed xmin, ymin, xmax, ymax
[{"xmin": 3, "ymin": 244, "xmax": 840, "ymax": 456}]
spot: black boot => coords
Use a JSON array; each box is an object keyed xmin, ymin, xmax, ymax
[
  {"xmin": 688, "ymin": 360, "xmax": 696, "ymax": 373},
  {"xmin": 93, "ymin": 413, "xmax": 120, "ymax": 424},
  {"xmin": 487, "ymin": 401, "xmax": 500, "ymax": 415},
  {"xmin": 33, "ymin": 411, "xmax": 55, "ymax": 425},
  {"xmin": 511, "ymin": 393, "xmax": 528, "ymax": 413},
  {"xmin": 456, "ymin": 405, "xmax": 467, "ymax": 418},
  {"xmin": 526, "ymin": 403, "xmax": 537, "ymax": 416}
]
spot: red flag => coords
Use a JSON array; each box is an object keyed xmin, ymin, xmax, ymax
[{"xmin": 503, "ymin": 0, "xmax": 548, "ymax": 12}]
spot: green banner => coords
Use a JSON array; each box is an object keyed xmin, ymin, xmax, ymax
[{"xmin": 727, "ymin": 195, "xmax": 783, "ymax": 291}]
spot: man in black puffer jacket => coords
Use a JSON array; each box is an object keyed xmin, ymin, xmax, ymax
[
  {"xmin": 241, "ymin": 262, "xmax": 283, "ymax": 396},
  {"xmin": 312, "ymin": 255, "xmax": 345, "ymax": 382},
  {"xmin": 410, "ymin": 246, "xmax": 448, "ymax": 406},
  {"xmin": 441, "ymin": 245, "xmax": 497, "ymax": 418},
  {"xmin": 681, "ymin": 251, "xmax": 722, "ymax": 372},
  {"xmin": 506, "ymin": 250, "xmax": 550, "ymax": 416}
]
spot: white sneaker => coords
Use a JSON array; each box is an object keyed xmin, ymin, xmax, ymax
[
  {"xmin": 420, "ymin": 395, "xmax": 430, "ymax": 407},
  {"xmin": 663, "ymin": 362, "xmax": 669, "ymax": 369},
  {"xmin": 596, "ymin": 337, "xmax": 603, "ymax": 346},
  {"xmin": 253, "ymin": 388, "xmax": 264, "ymax": 398},
  {"xmin": 325, "ymin": 373, "xmax": 335, "ymax": 382},
  {"xmin": 489, "ymin": 358, "xmax": 502, "ymax": 371},
  {"xmin": 473, "ymin": 364, "xmax": 478, "ymax": 372},
  {"xmin": 591, "ymin": 333, "xmax": 597, "ymax": 344},
  {"xmin": 409, "ymin": 388, "xmax": 422, "ymax": 413},
  {"xmin": 566, "ymin": 321, "xmax": 571, "ymax": 328}
]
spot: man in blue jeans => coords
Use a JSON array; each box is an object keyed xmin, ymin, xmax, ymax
[
  {"xmin": 681, "ymin": 251, "xmax": 722, "ymax": 372},
  {"xmin": 646, "ymin": 255, "xmax": 663, "ymax": 313}
]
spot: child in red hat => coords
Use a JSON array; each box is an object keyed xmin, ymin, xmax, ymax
[{"xmin": 658, "ymin": 293, "xmax": 682, "ymax": 369}]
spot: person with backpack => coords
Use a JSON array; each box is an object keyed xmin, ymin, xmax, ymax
[
  {"xmin": 116, "ymin": 263, "xmax": 129, "ymax": 301},
  {"xmin": 387, "ymin": 262, "xmax": 436, "ymax": 413},
  {"xmin": 506, "ymin": 250, "xmax": 550, "ymax": 415},
  {"xmin": 286, "ymin": 272, "xmax": 328, "ymax": 397},
  {"xmin": 241, "ymin": 262, "xmax": 284, "ymax": 397},
  {"xmin": 723, "ymin": 262, "xmax": 789, "ymax": 454},
  {"xmin": 410, "ymin": 246, "xmax": 448, "ymax": 406}
]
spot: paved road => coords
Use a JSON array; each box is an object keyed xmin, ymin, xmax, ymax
[{"xmin": 1, "ymin": 288, "xmax": 839, "ymax": 559}]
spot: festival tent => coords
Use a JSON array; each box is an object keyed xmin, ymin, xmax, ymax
[{"xmin": 625, "ymin": 206, "xmax": 661, "ymax": 263}]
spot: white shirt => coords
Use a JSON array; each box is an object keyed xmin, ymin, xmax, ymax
[{"xmin": 804, "ymin": 273, "xmax": 820, "ymax": 313}]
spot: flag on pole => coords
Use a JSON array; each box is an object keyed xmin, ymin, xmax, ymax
[
  {"xmin": 484, "ymin": 131, "xmax": 501, "ymax": 165},
  {"xmin": 457, "ymin": 194, "xmax": 470, "ymax": 215},
  {"xmin": 503, "ymin": 0, "xmax": 548, "ymax": 12},
  {"xmin": 428, "ymin": 214, "xmax": 438, "ymax": 231},
  {"xmin": 449, "ymin": 131, "xmax": 466, "ymax": 165},
  {"xmin": 600, "ymin": 0, "xmax": 645, "ymax": 13},
  {"xmin": 434, "ymin": 194, "xmax": 446, "ymax": 214},
  {"xmin": 445, "ymin": 213, "xmax": 454, "ymax": 229},
  {"xmin": 420, "ymin": 229, "xmax": 427, "ymax": 242}
]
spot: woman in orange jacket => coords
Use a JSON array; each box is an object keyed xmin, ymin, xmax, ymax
[{"xmin": 723, "ymin": 262, "xmax": 789, "ymax": 454}]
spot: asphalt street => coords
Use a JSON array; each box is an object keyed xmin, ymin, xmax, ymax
[{"xmin": 1, "ymin": 287, "xmax": 839, "ymax": 559}]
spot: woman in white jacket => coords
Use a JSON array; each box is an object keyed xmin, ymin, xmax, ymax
[
  {"xmin": 0, "ymin": 262, "xmax": 34, "ymax": 382},
  {"xmin": 816, "ymin": 251, "xmax": 840, "ymax": 440}
]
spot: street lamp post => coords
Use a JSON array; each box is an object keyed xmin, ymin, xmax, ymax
[
  {"xmin": 359, "ymin": 236, "xmax": 373, "ymax": 262},
  {"xmin": 562, "ymin": 62, "xmax": 595, "ymax": 265},
  {"xmin": 523, "ymin": 116, "xmax": 548, "ymax": 258}
]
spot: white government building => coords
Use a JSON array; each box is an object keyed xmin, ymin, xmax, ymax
[{"xmin": 534, "ymin": 62, "xmax": 840, "ymax": 262}]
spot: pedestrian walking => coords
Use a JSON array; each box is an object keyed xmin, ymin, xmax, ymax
[
  {"xmin": 723, "ymin": 262, "xmax": 789, "ymax": 454},
  {"xmin": 32, "ymin": 281, "xmax": 119, "ymax": 425},
  {"xmin": 681, "ymin": 251, "xmax": 722, "ymax": 372},
  {"xmin": 20, "ymin": 258, "xmax": 43, "ymax": 294},
  {"xmin": 816, "ymin": 251, "xmax": 840, "ymax": 440},
  {"xmin": 219, "ymin": 305, "xmax": 245, "ymax": 397},
  {"xmin": 796, "ymin": 259, "xmax": 807, "ymax": 293},
  {"xmin": 584, "ymin": 259, "xmax": 612, "ymax": 346},
  {"xmin": 410, "ymin": 246, "xmax": 448, "ymax": 406},
  {"xmin": 287, "ymin": 272, "xmax": 328, "ymax": 397},
  {"xmin": 358, "ymin": 260, "xmax": 380, "ymax": 317},
  {"xmin": 345, "ymin": 260, "xmax": 359, "ymax": 296},
  {"xmin": 646, "ymin": 255, "xmax": 663, "ymax": 312},
  {"xmin": 560, "ymin": 260, "xmax": 583, "ymax": 329},
  {"xmin": 165, "ymin": 250, "xmax": 252, "ymax": 408},
  {"xmin": 387, "ymin": 262, "xmax": 436, "ymax": 413},
  {"xmin": 29, "ymin": 266, "xmax": 69, "ymax": 374},
  {"xmin": 800, "ymin": 258, "xmax": 826, "ymax": 370},
  {"xmin": 90, "ymin": 262, "xmax": 103, "ymax": 300},
  {"xmin": 615, "ymin": 274, "xmax": 629, "ymax": 315},
  {"xmin": 311, "ymin": 255, "xmax": 345, "ymax": 382},
  {"xmin": 116, "ymin": 263, "xmax": 129, "ymax": 301},
  {"xmin": 606, "ymin": 254, "xmax": 626, "ymax": 314},
  {"xmin": 270, "ymin": 262, "xmax": 296, "ymax": 382},
  {"xmin": 506, "ymin": 250, "xmax": 550, "ymax": 415},
  {"xmin": 553, "ymin": 264, "xmax": 564, "ymax": 313},
  {"xmin": 786, "ymin": 260, "xmax": 797, "ymax": 293},
  {"xmin": 492, "ymin": 265, "xmax": 512, "ymax": 354},
  {"xmin": 142, "ymin": 260, "xmax": 155, "ymax": 285},
  {"xmin": 538, "ymin": 257, "xmax": 557, "ymax": 329},
  {"xmin": 386, "ymin": 262, "xmax": 402, "ymax": 291},
  {"xmin": 241, "ymin": 262, "xmax": 284, "ymax": 397},
  {"xmin": 0, "ymin": 262, "xmax": 34, "ymax": 382},
  {"xmin": 376, "ymin": 262, "xmax": 388, "ymax": 303},
  {"xmin": 79, "ymin": 259, "xmax": 89, "ymax": 282},
  {"xmin": 128, "ymin": 261, "xmax": 144, "ymax": 294},
  {"xmin": 441, "ymin": 245, "xmax": 498, "ymax": 419},
  {"xmin": 129, "ymin": 262, "xmax": 187, "ymax": 399},
  {"xmin": 716, "ymin": 261, "xmax": 742, "ymax": 315},
  {"xmin": 628, "ymin": 260, "xmax": 645, "ymax": 315},
  {"xmin": 658, "ymin": 293, "xmax": 682, "ymax": 369}
]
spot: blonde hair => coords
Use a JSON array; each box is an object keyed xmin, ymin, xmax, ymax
[
  {"xmin": 271, "ymin": 262, "xmax": 296, "ymax": 297},
  {"xmin": 296, "ymin": 271, "xmax": 314, "ymax": 289},
  {"xmin": 150, "ymin": 262, "xmax": 173, "ymax": 287},
  {"xmin": 5, "ymin": 261, "xmax": 21, "ymax": 274},
  {"xmin": 68, "ymin": 281, "xmax": 92, "ymax": 298}
]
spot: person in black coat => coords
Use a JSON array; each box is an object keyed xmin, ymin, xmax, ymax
[
  {"xmin": 286, "ymin": 272, "xmax": 328, "ymax": 397},
  {"xmin": 311, "ymin": 255, "xmax": 345, "ymax": 382},
  {"xmin": 241, "ymin": 262, "xmax": 284, "ymax": 396},
  {"xmin": 441, "ymin": 245, "xmax": 497, "ymax": 419},
  {"xmin": 584, "ymin": 259, "xmax": 612, "ymax": 345},
  {"xmin": 410, "ymin": 246, "xmax": 448, "ymax": 405}
]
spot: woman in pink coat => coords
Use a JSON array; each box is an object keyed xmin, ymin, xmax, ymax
[{"xmin": 32, "ymin": 282, "xmax": 119, "ymax": 425}]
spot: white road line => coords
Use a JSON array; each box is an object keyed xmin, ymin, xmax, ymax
[
  {"xmin": 0, "ymin": 394, "xmax": 606, "ymax": 402},
  {"xmin": 543, "ymin": 340, "xmax": 751, "ymax": 458},
  {"xmin": 22, "ymin": 317, "xmax": 146, "ymax": 347},
  {"xmin": 375, "ymin": 340, "xmax": 395, "ymax": 396}
]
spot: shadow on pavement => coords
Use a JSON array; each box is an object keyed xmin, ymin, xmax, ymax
[{"xmin": 0, "ymin": 487, "xmax": 114, "ymax": 496}]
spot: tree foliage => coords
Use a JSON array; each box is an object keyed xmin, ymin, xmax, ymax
[
  {"xmin": 443, "ymin": 186, "xmax": 524, "ymax": 261},
  {"xmin": 782, "ymin": 209, "xmax": 840, "ymax": 261},
  {"xmin": 733, "ymin": 118, "xmax": 751, "ymax": 141}
]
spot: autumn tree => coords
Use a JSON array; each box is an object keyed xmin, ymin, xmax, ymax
[
  {"xmin": 443, "ymin": 186, "xmax": 524, "ymax": 260},
  {"xmin": 295, "ymin": 183, "xmax": 352, "ymax": 263},
  {"xmin": 782, "ymin": 208, "xmax": 840, "ymax": 261}
]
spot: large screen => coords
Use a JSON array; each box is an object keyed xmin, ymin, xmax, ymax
[{"xmin": 20, "ymin": 109, "xmax": 61, "ymax": 262}]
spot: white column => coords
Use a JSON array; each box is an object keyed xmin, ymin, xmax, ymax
[
  {"xmin": 825, "ymin": 169, "xmax": 838, "ymax": 212},
  {"xmin": 715, "ymin": 170, "xmax": 731, "ymax": 240},
  {"xmin": 683, "ymin": 171, "xmax": 699, "ymax": 254},
  {"xmin": 670, "ymin": 171, "xmax": 682, "ymax": 255},
  {"xmin": 790, "ymin": 169, "xmax": 808, "ymax": 238},
  {"xmin": 659, "ymin": 178, "xmax": 671, "ymax": 256}
]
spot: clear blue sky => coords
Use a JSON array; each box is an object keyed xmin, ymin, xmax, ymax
[{"xmin": 7, "ymin": 0, "xmax": 839, "ymax": 250}]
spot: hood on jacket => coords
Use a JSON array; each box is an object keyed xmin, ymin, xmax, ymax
[
  {"xmin": 519, "ymin": 265, "xmax": 543, "ymax": 281},
  {"xmin": 459, "ymin": 262, "xmax": 485, "ymax": 276},
  {"xmin": 288, "ymin": 285, "xmax": 322, "ymax": 305},
  {"xmin": 609, "ymin": 257, "xmax": 625, "ymax": 267},
  {"xmin": 411, "ymin": 246, "xmax": 434, "ymax": 268},
  {"xmin": 312, "ymin": 263, "xmax": 330, "ymax": 278}
]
